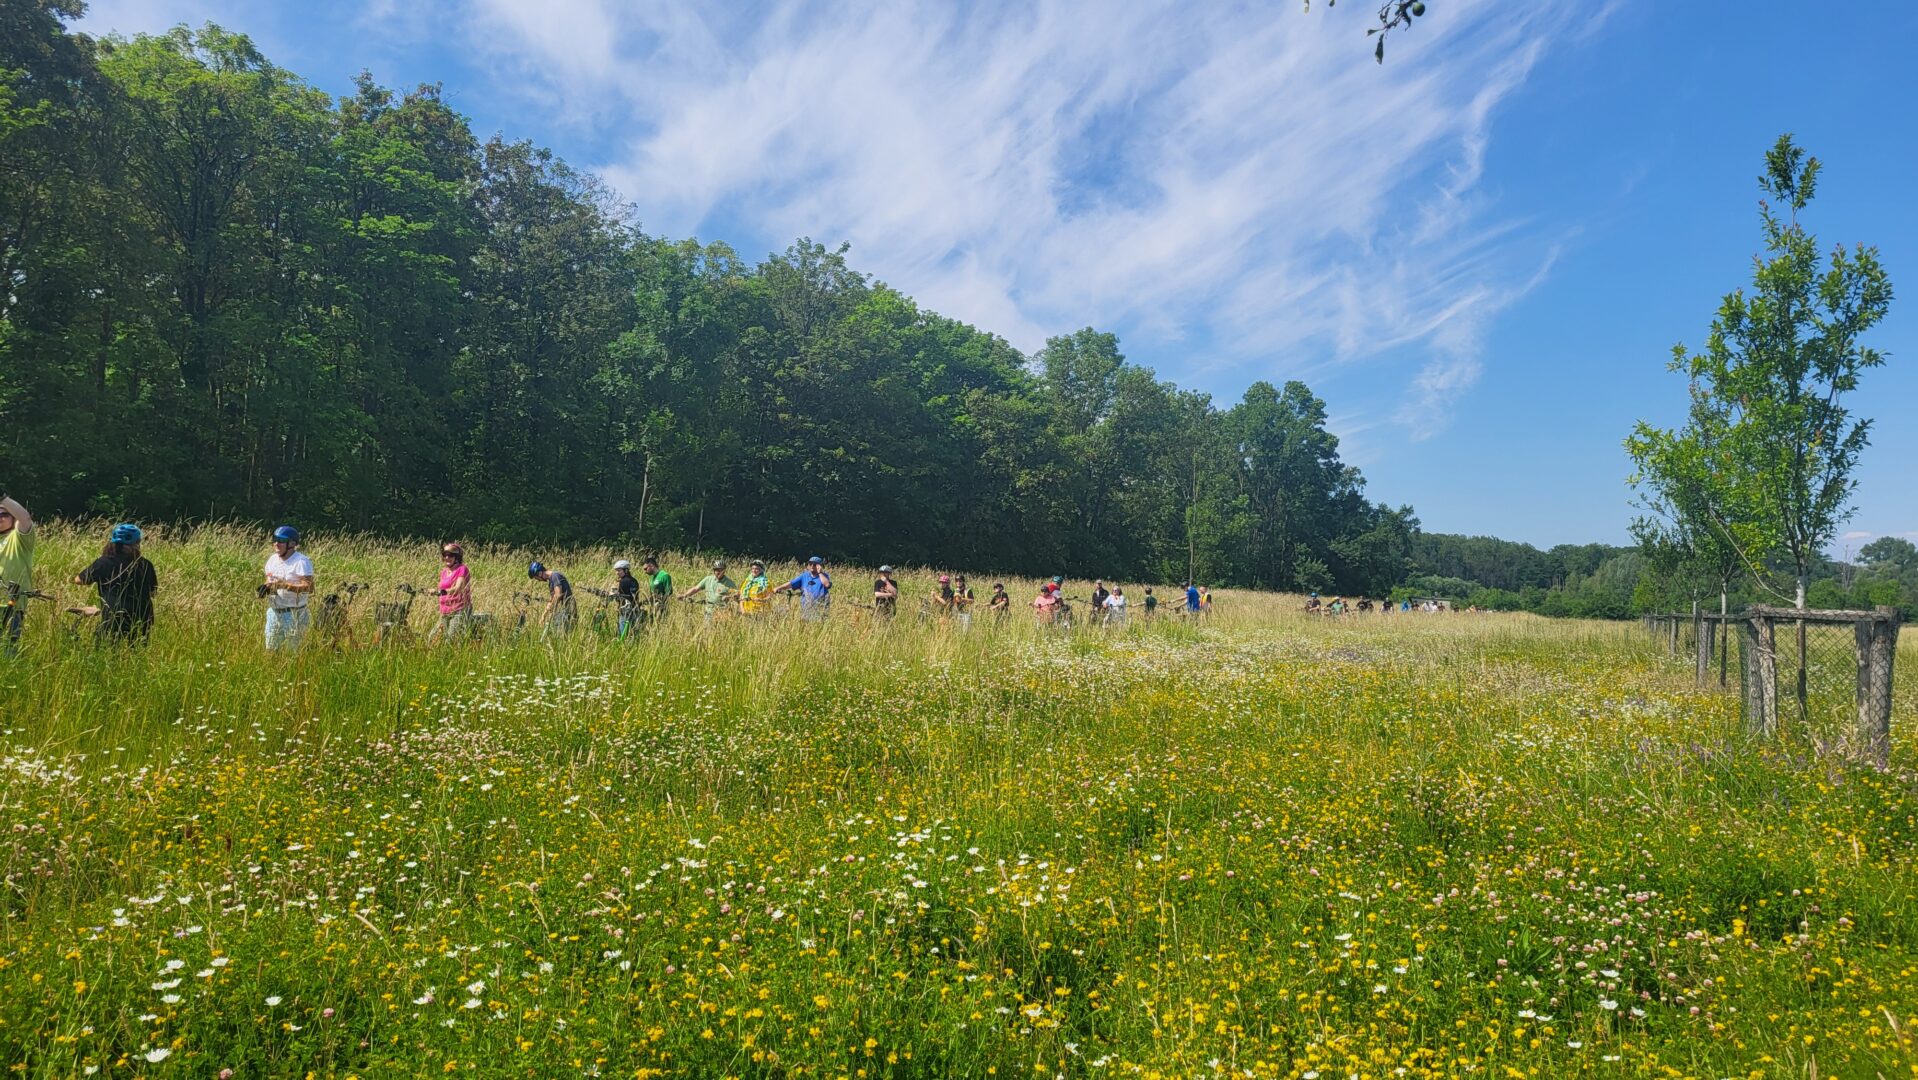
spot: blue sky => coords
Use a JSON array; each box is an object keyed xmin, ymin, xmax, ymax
[{"xmin": 77, "ymin": 0, "xmax": 1918, "ymax": 550}]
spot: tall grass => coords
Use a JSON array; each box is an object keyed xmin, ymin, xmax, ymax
[{"xmin": 2, "ymin": 523, "xmax": 1915, "ymax": 1077}]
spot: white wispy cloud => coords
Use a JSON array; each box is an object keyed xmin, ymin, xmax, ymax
[
  {"xmin": 89, "ymin": 0, "xmax": 1596, "ymax": 436},
  {"xmin": 438, "ymin": 0, "xmax": 1591, "ymax": 430}
]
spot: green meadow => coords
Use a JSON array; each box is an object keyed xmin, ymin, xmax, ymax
[{"xmin": 2, "ymin": 523, "xmax": 1915, "ymax": 1078}]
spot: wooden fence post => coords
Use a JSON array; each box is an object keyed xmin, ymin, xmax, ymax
[
  {"xmin": 1745, "ymin": 615, "xmax": 1778, "ymax": 737},
  {"xmin": 1668, "ymin": 616, "xmax": 1679, "ymax": 656},
  {"xmin": 1855, "ymin": 607, "xmax": 1900, "ymax": 765}
]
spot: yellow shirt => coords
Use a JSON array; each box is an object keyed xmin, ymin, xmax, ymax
[
  {"xmin": 0, "ymin": 525, "xmax": 34, "ymax": 594},
  {"xmin": 740, "ymin": 575, "xmax": 772, "ymax": 615}
]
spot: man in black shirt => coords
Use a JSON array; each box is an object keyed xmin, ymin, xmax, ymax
[
  {"xmin": 873, "ymin": 566, "xmax": 899, "ymax": 619},
  {"xmin": 612, "ymin": 559, "xmax": 643, "ymax": 637},
  {"xmin": 76, "ymin": 523, "xmax": 158, "ymax": 642}
]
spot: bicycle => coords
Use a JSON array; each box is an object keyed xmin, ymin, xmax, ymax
[
  {"xmin": 1, "ymin": 579, "xmax": 54, "ymax": 652},
  {"xmin": 314, "ymin": 581, "xmax": 368, "ymax": 649},
  {"xmin": 372, "ymin": 584, "xmax": 423, "ymax": 646}
]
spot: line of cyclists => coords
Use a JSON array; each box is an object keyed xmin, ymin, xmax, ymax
[{"xmin": 0, "ymin": 507, "xmax": 1217, "ymax": 653}]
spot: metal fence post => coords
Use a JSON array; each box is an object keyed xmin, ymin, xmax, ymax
[{"xmin": 1695, "ymin": 615, "xmax": 1712, "ymax": 687}]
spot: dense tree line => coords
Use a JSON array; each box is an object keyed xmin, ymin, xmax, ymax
[{"xmin": 1, "ymin": 9, "xmax": 1422, "ymax": 592}]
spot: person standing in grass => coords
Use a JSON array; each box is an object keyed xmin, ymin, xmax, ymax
[
  {"xmin": 1142, "ymin": 586, "xmax": 1158, "ymax": 618},
  {"xmin": 1090, "ymin": 579, "xmax": 1110, "ymax": 617},
  {"xmin": 872, "ymin": 566, "xmax": 899, "ymax": 619},
  {"xmin": 987, "ymin": 582, "xmax": 1011, "ymax": 622},
  {"xmin": 1103, "ymin": 585, "xmax": 1128, "ymax": 626},
  {"xmin": 428, "ymin": 542, "xmax": 473, "ymax": 644},
  {"xmin": 76, "ymin": 523, "xmax": 157, "ymax": 644},
  {"xmin": 529, "ymin": 561, "xmax": 575, "ymax": 638},
  {"xmin": 680, "ymin": 559, "xmax": 738, "ymax": 620},
  {"xmin": 1184, "ymin": 582, "xmax": 1201, "ymax": 615},
  {"xmin": 953, "ymin": 575, "xmax": 974, "ymax": 630},
  {"xmin": 611, "ymin": 559, "xmax": 642, "ymax": 637},
  {"xmin": 740, "ymin": 560, "xmax": 773, "ymax": 618},
  {"xmin": 776, "ymin": 556, "xmax": 832, "ymax": 621},
  {"xmin": 1031, "ymin": 582, "xmax": 1061, "ymax": 625},
  {"xmin": 1199, "ymin": 586, "xmax": 1212, "ymax": 617},
  {"xmin": 262, "ymin": 525, "xmax": 315, "ymax": 652},
  {"xmin": 640, "ymin": 556, "xmax": 672, "ymax": 624},
  {"xmin": 0, "ymin": 495, "xmax": 36, "ymax": 652},
  {"xmin": 929, "ymin": 574, "xmax": 955, "ymax": 620}
]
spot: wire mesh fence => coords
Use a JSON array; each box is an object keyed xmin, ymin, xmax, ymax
[
  {"xmin": 1736, "ymin": 606, "xmax": 1901, "ymax": 764},
  {"xmin": 1647, "ymin": 607, "xmax": 1902, "ymax": 764}
]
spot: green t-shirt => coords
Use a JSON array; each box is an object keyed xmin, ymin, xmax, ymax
[
  {"xmin": 649, "ymin": 570, "xmax": 673, "ymax": 598},
  {"xmin": 694, "ymin": 574, "xmax": 738, "ymax": 607},
  {"xmin": 0, "ymin": 525, "xmax": 34, "ymax": 594}
]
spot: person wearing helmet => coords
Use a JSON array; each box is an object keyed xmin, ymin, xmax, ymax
[
  {"xmin": 528, "ymin": 560, "xmax": 575, "ymax": 638},
  {"xmin": 872, "ymin": 566, "xmax": 899, "ymax": 619},
  {"xmin": 611, "ymin": 559, "xmax": 642, "ymax": 637},
  {"xmin": 928, "ymin": 574, "xmax": 955, "ymax": 620},
  {"xmin": 75, "ymin": 523, "xmax": 158, "ymax": 643},
  {"xmin": 775, "ymin": 556, "xmax": 831, "ymax": 621},
  {"xmin": 262, "ymin": 525, "xmax": 315, "ymax": 652},
  {"xmin": 739, "ymin": 560, "xmax": 773, "ymax": 617},
  {"xmin": 0, "ymin": 494, "xmax": 36, "ymax": 652},
  {"xmin": 428, "ymin": 542, "xmax": 473, "ymax": 644},
  {"xmin": 679, "ymin": 558, "xmax": 738, "ymax": 619}
]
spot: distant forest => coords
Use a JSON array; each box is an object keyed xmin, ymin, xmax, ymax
[{"xmin": 3, "ymin": 8, "xmax": 1910, "ymax": 615}]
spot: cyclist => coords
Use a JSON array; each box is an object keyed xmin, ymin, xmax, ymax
[
  {"xmin": 740, "ymin": 560, "xmax": 773, "ymax": 617},
  {"xmin": 873, "ymin": 566, "xmax": 899, "ymax": 619},
  {"xmin": 529, "ymin": 561, "xmax": 576, "ymax": 638},
  {"xmin": 775, "ymin": 556, "xmax": 832, "ymax": 621},
  {"xmin": 680, "ymin": 559, "xmax": 739, "ymax": 619},
  {"xmin": 76, "ymin": 522, "xmax": 158, "ymax": 643},
  {"xmin": 0, "ymin": 495, "xmax": 36, "ymax": 652},
  {"xmin": 612, "ymin": 559, "xmax": 642, "ymax": 637},
  {"xmin": 429, "ymin": 542, "xmax": 473, "ymax": 643},
  {"xmin": 987, "ymin": 582, "xmax": 1011, "ymax": 621},
  {"xmin": 262, "ymin": 525, "xmax": 315, "ymax": 652},
  {"xmin": 641, "ymin": 556, "xmax": 672, "ymax": 623},
  {"xmin": 929, "ymin": 574, "xmax": 955, "ymax": 619},
  {"xmin": 953, "ymin": 575, "xmax": 975, "ymax": 629}
]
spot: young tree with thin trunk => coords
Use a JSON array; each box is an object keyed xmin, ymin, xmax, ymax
[{"xmin": 1633, "ymin": 134, "xmax": 1892, "ymax": 612}]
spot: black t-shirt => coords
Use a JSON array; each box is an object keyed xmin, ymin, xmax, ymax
[
  {"xmin": 616, "ymin": 575, "xmax": 640, "ymax": 602},
  {"xmin": 1092, "ymin": 587, "xmax": 1110, "ymax": 608},
  {"xmin": 873, "ymin": 579, "xmax": 896, "ymax": 610},
  {"xmin": 81, "ymin": 554, "xmax": 157, "ymax": 623}
]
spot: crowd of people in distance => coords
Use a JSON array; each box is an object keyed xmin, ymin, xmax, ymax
[
  {"xmin": 1304, "ymin": 592, "xmax": 1463, "ymax": 616},
  {"xmin": 0, "ymin": 504, "xmax": 1224, "ymax": 653}
]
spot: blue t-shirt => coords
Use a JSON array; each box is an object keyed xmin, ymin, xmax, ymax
[
  {"xmin": 786, "ymin": 570, "xmax": 831, "ymax": 606},
  {"xmin": 547, "ymin": 571, "xmax": 573, "ymax": 600},
  {"xmin": 1185, "ymin": 586, "xmax": 1201, "ymax": 611}
]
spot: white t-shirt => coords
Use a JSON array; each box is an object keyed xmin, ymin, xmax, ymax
[
  {"xmin": 1104, "ymin": 594, "xmax": 1127, "ymax": 614},
  {"xmin": 264, "ymin": 551, "xmax": 315, "ymax": 609}
]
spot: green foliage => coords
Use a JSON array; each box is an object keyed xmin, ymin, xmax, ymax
[
  {"xmin": 1630, "ymin": 134, "xmax": 1893, "ymax": 610},
  {"xmin": 0, "ymin": 15, "xmax": 1418, "ymax": 595}
]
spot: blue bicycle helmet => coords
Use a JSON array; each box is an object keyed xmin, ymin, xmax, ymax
[
  {"xmin": 528, "ymin": 561, "xmax": 545, "ymax": 579},
  {"xmin": 272, "ymin": 524, "xmax": 300, "ymax": 543},
  {"xmin": 110, "ymin": 522, "xmax": 143, "ymax": 545}
]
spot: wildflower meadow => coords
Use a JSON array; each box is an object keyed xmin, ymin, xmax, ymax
[{"xmin": 3, "ymin": 523, "xmax": 1915, "ymax": 1078}]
